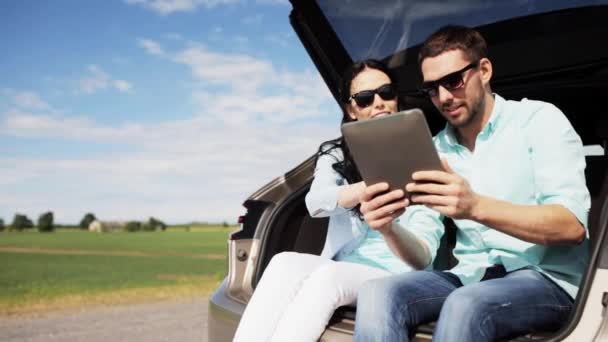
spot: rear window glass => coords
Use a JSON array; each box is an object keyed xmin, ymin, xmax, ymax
[{"xmin": 317, "ymin": 0, "xmax": 608, "ymax": 61}]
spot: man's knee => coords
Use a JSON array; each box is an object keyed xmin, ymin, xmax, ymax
[
  {"xmin": 442, "ymin": 285, "xmax": 494, "ymax": 322},
  {"xmin": 357, "ymin": 276, "xmax": 412, "ymax": 317},
  {"xmin": 355, "ymin": 278, "xmax": 401, "ymax": 327},
  {"xmin": 359, "ymin": 276, "xmax": 401, "ymax": 300}
]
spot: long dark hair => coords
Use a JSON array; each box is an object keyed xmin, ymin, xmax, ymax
[{"xmin": 316, "ymin": 59, "xmax": 399, "ymax": 217}]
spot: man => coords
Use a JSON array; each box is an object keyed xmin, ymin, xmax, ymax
[{"xmin": 353, "ymin": 25, "xmax": 590, "ymax": 341}]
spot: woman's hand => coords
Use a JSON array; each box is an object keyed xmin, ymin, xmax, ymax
[
  {"xmin": 360, "ymin": 182, "xmax": 409, "ymax": 233},
  {"xmin": 337, "ymin": 181, "xmax": 367, "ymax": 209},
  {"xmin": 406, "ymin": 159, "xmax": 479, "ymax": 219}
]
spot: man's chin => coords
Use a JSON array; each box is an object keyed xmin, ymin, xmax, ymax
[
  {"xmin": 445, "ymin": 114, "xmax": 463, "ymax": 125},
  {"xmin": 448, "ymin": 116, "xmax": 472, "ymax": 128}
]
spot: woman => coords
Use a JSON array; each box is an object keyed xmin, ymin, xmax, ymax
[{"xmin": 233, "ymin": 59, "xmax": 414, "ymax": 342}]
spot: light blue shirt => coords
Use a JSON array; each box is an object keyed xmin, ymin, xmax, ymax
[
  {"xmin": 305, "ymin": 148, "xmax": 413, "ymax": 274},
  {"xmin": 402, "ymin": 94, "xmax": 590, "ymax": 298},
  {"xmin": 340, "ymin": 227, "xmax": 414, "ymax": 274}
]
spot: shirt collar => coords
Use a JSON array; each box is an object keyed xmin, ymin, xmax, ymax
[{"xmin": 443, "ymin": 93, "xmax": 504, "ymax": 146}]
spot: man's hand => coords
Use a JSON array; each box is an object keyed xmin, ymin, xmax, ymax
[
  {"xmin": 406, "ymin": 159, "xmax": 479, "ymax": 219},
  {"xmin": 360, "ymin": 182, "xmax": 409, "ymax": 233}
]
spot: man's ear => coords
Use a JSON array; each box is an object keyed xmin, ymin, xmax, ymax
[{"xmin": 479, "ymin": 57, "xmax": 493, "ymax": 85}]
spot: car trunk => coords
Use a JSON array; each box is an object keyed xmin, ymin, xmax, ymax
[
  {"xmin": 244, "ymin": 1, "xmax": 608, "ymax": 341},
  {"xmin": 212, "ymin": 2, "xmax": 608, "ymax": 341}
]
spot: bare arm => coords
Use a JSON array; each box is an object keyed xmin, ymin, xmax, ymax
[
  {"xmin": 408, "ymin": 159, "xmax": 585, "ymax": 246},
  {"xmin": 360, "ymin": 183, "xmax": 432, "ymax": 269},
  {"xmin": 470, "ymin": 197, "xmax": 584, "ymax": 245},
  {"xmin": 306, "ymin": 153, "xmax": 365, "ymax": 217},
  {"xmin": 382, "ymin": 221, "xmax": 432, "ymax": 269}
]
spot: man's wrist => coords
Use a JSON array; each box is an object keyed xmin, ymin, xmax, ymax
[{"xmin": 470, "ymin": 194, "xmax": 486, "ymax": 221}]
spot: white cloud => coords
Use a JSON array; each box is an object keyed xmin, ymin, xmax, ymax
[
  {"xmin": 80, "ymin": 65, "xmax": 110, "ymax": 94},
  {"xmin": 172, "ymin": 44, "xmax": 333, "ymax": 124},
  {"xmin": 125, "ymin": 0, "xmax": 239, "ymax": 15},
  {"xmin": 0, "ymin": 109, "xmax": 339, "ymax": 223},
  {"xmin": 14, "ymin": 91, "xmax": 51, "ymax": 111},
  {"xmin": 79, "ymin": 65, "xmax": 133, "ymax": 95},
  {"xmin": 174, "ymin": 45, "xmax": 274, "ymax": 91},
  {"xmin": 114, "ymin": 80, "xmax": 133, "ymax": 93},
  {"xmin": 138, "ymin": 38, "xmax": 165, "ymax": 56},
  {"xmin": 2, "ymin": 110, "xmax": 131, "ymax": 140},
  {"xmin": 2, "ymin": 41, "xmax": 339, "ymax": 224}
]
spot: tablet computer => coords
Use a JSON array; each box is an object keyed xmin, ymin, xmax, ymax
[{"xmin": 341, "ymin": 108, "xmax": 442, "ymax": 193}]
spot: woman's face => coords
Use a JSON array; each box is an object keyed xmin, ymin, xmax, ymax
[{"xmin": 346, "ymin": 67, "xmax": 398, "ymax": 121}]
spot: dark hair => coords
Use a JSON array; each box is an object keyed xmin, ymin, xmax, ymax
[
  {"xmin": 316, "ymin": 59, "xmax": 398, "ymax": 217},
  {"xmin": 418, "ymin": 25, "xmax": 488, "ymax": 65}
]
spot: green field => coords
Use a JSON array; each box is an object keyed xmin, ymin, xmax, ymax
[{"xmin": 0, "ymin": 227, "xmax": 234, "ymax": 315}]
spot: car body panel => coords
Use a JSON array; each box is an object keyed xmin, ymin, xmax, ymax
[
  {"xmin": 209, "ymin": 280, "xmax": 243, "ymax": 341},
  {"xmin": 225, "ymin": 238, "xmax": 256, "ymax": 304}
]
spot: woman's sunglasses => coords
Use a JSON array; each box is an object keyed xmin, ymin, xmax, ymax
[
  {"xmin": 419, "ymin": 61, "xmax": 479, "ymax": 98},
  {"xmin": 348, "ymin": 83, "xmax": 397, "ymax": 108}
]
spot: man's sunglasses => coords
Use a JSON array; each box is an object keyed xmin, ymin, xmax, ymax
[
  {"xmin": 348, "ymin": 83, "xmax": 397, "ymax": 108},
  {"xmin": 419, "ymin": 61, "xmax": 479, "ymax": 97}
]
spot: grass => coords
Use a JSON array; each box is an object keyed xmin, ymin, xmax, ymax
[
  {"xmin": 0, "ymin": 227, "xmax": 235, "ymax": 315},
  {"xmin": 0, "ymin": 227, "xmax": 230, "ymax": 255}
]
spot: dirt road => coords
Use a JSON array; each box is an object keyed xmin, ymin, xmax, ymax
[{"xmin": 0, "ymin": 298, "xmax": 208, "ymax": 342}]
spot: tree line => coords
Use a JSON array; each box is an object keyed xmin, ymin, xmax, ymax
[{"xmin": 0, "ymin": 212, "xmax": 166, "ymax": 233}]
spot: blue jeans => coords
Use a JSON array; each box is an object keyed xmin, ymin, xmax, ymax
[{"xmin": 353, "ymin": 267, "xmax": 573, "ymax": 342}]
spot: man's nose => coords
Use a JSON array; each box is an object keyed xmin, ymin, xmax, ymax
[{"xmin": 437, "ymin": 85, "xmax": 453, "ymax": 104}]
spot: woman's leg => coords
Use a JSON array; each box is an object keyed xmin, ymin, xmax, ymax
[
  {"xmin": 270, "ymin": 261, "xmax": 392, "ymax": 342},
  {"xmin": 233, "ymin": 252, "xmax": 331, "ymax": 342}
]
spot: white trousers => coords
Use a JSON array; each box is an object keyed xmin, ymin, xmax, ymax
[{"xmin": 232, "ymin": 252, "xmax": 391, "ymax": 342}]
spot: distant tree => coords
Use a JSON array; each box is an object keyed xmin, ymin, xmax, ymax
[
  {"xmin": 37, "ymin": 212, "xmax": 54, "ymax": 232},
  {"xmin": 142, "ymin": 217, "xmax": 167, "ymax": 231},
  {"xmin": 151, "ymin": 217, "xmax": 166, "ymax": 231},
  {"xmin": 0, "ymin": 218, "xmax": 4, "ymax": 231},
  {"xmin": 222, "ymin": 221, "xmax": 229, "ymax": 228},
  {"xmin": 124, "ymin": 221, "xmax": 141, "ymax": 232},
  {"xmin": 142, "ymin": 220, "xmax": 154, "ymax": 231},
  {"xmin": 11, "ymin": 214, "xmax": 34, "ymax": 231},
  {"xmin": 79, "ymin": 213, "xmax": 96, "ymax": 230}
]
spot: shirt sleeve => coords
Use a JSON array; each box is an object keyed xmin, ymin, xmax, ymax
[
  {"xmin": 397, "ymin": 204, "xmax": 445, "ymax": 264},
  {"xmin": 523, "ymin": 100, "xmax": 591, "ymax": 230},
  {"xmin": 305, "ymin": 151, "xmax": 350, "ymax": 218}
]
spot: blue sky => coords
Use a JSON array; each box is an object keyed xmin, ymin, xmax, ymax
[{"xmin": 1, "ymin": 0, "xmax": 340, "ymax": 224}]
